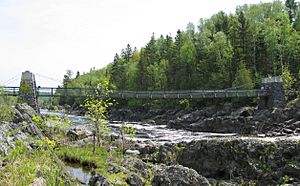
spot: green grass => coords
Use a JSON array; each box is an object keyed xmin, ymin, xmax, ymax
[
  {"xmin": 0, "ymin": 147, "xmax": 74, "ymax": 186},
  {"xmin": 55, "ymin": 144, "xmax": 129, "ymax": 185}
]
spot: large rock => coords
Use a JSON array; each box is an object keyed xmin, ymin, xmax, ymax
[
  {"xmin": 23, "ymin": 122, "xmax": 44, "ymax": 139},
  {"xmin": 156, "ymin": 143, "xmax": 177, "ymax": 165},
  {"xmin": 15, "ymin": 103, "xmax": 38, "ymax": 118},
  {"xmin": 123, "ymin": 158, "xmax": 152, "ymax": 178},
  {"xmin": 126, "ymin": 173, "xmax": 144, "ymax": 186},
  {"xmin": 66, "ymin": 126, "xmax": 93, "ymax": 141},
  {"xmin": 178, "ymin": 137, "xmax": 300, "ymax": 184},
  {"xmin": 88, "ymin": 171, "xmax": 107, "ymax": 186},
  {"xmin": 0, "ymin": 121, "xmax": 37, "ymax": 156},
  {"xmin": 188, "ymin": 116, "xmax": 254, "ymax": 134},
  {"xmin": 152, "ymin": 165, "xmax": 210, "ymax": 186},
  {"xmin": 231, "ymin": 107, "xmax": 255, "ymax": 117}
]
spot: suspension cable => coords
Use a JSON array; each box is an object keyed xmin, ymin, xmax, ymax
[
  {"xmin": 2, "ymin": 74, "xmax": 22, "ymax": 86},
  {"xmin": 35, "ymin": 73, "xmax": 63, "ymax": 84}
]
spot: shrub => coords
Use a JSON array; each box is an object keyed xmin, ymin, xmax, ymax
[{"xmin": 0, "ymin": 86, "xmax": 15, "ymax": 122}]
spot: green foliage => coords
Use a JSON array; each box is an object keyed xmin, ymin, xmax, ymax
[
  {"xmin": 120, "ymin": 122, "xmax": 136, "ymax": 156},
  {"xmin": 179, "ymin": 99, "xmax": 191, "ymax": 110},
  {"xmin": 233, "ymin": 62, "xmax": 254, "ymax": 89},
  {"xmin": 0, "ymin": 86, "xmax": 15, "ymax": 122},
  {"xmin": 56, "ymin": 1, "xmax": 300, "ymax": 107},
  {"xmin": 121, "ymin": 123, "xmax": 136, "ymax": 139},
  {"xmin": 83, "ymin": 80, "xmax": 114, "ymax": 152},
  {"xmin": 55, "ymin": 145, "xmax": 127, "ymax": 184},
  {"xmin": 0, "ymin": 139, "xmax": 73, "ymax": 185},
  {"xmin": 32, "ymin": 111, "xmax": 74, "ymax": 142},
  {"xmin": 19, "ymin": 80, "xmax": 32, "ymax": 94},
  {"xmin": 282, "ymin": 65, "xmax": 296, "ymax": 90},
  {"xmin": 57, "ymin": 67, "xmax": 110, "ymax": 106}
]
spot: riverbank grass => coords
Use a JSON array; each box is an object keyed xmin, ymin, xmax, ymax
[
  {"xmin": 55, "ymin": 144, "xmax": 129, "ymax": 184},
  {"xmin": 0, "ymin": 141, "xmax": 74, "ymax": 186}
]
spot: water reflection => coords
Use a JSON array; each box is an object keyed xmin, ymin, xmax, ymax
[{"xmin": 64, "ymin": 163, "xmax": 91, "ymax": 185}]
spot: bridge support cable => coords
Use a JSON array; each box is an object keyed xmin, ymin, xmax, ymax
[
  {"xmin": 1, "ymin": 74, "xmax": 21, "ymax": 86},
  {"xmin": 35, "ymin": 73, "xmax": 63, "ymax": 84}
]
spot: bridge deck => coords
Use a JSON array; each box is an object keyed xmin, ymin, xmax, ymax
[{"xmin": 2, "ymin": 87, "xmax": 268, "ymax": 99}]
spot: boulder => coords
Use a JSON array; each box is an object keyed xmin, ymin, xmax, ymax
[
  {"xmin": 152, "ymin": 165, "xmax": 210, "ymax": 186},
  {"xmin": 178, "ymin": 137, "xmax": 300, "ymax": 184},
  {"xmin": 15, "ymin": 103, "xmax": 37, "ymax": 118},
  {"xmin": 253, "ymin": 110, "xmax": 270, "ymax": 122},
  {"xmin": 13, "ymin": 108, "xmax": 24, "ymax": 123},
  {"xmin": 125, "ymin": 149, "xmax": 140, "ymax": 156},
  {"xmin": 231, "ymin": 107, "xmax": 255, "ymax": 117},
  {"xmin": 188, "ymin": 116, "xmax": 254, "ymax": 134},
  {"xmin": 23, "ymin": 122, "xmax": 44, "ymax": 139},
  {"xmin": 283, "ymin": 164, "xmax": 300, "ymax": 178},
  {"xmin": 126, "ymin": 173, "xmax": 144, "ymax": 186},
  {"xmin": 123, "ymin": 158, "xmax": 151, "ymax": 177},
  {"xmin": 108, "ymin": 163, "xmax": 128, "ymax": 174},
  {"xmin": 288, "ymin": 98, "xmax": 300, "ymax": 109},
  {"xmin": 66, "ymin": 126, "xmax": 93, "ymax": 141},
  {"xmin": 294, "ymin": 111, "xmax": 300, "ymax": 120},
  {"xmin": 157, "ymin": 143, "xmax": 177, "ymax": 165},
  {"xmin": 88, "ymin": 171, "xmax": 107, "ymax": 186}
]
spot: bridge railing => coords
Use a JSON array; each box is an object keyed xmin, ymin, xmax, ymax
[
  {"xmin": 110, "ymin": 89, "xmax": 269, "ymax": 99},
  {"xmin": 37, "ymin": 87, "xmax": 97, "ymax": 97},
  {"xmin": 2, "ymin": 87, "xmax": 20, "ymax": 96},
  {"xmin": 2, "ymin": 86, "xmax": 269, "ymax": 99}
]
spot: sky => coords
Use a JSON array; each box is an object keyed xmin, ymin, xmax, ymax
[{"xmin": 0, "ymin": 0, "xmax": 275, "ymax": 87}]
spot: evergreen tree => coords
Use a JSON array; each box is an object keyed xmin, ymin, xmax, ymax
[{"xmin": 233, "ymin": 62, "xmax": 254, "ymax": 89}]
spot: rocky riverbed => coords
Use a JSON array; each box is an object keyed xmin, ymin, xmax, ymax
[
  {"xmin": 1, "ymin": 99, "xmax": 300, "ymax": 185},
  {"xmin": 109, "ymin": 98, "xmax": 300, "ymax": 136}
]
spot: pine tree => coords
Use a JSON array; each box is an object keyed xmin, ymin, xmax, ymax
[{"xmin": 233, "ymin": 62, "xmax": 254, "ymax": 89}]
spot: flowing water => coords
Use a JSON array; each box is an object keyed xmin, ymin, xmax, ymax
[
  {"xmin": 41, "ymin": 109, "xmax": 236, "ymax": 184},
  {"xmin": 41, "ymin": 109, "xmax": 237, "ymax": 145}
]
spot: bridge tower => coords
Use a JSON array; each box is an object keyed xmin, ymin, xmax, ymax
[
  {"xmin": 259, "ymin": 76, "xmax": 286, "ymax": 109},
  {"xmin": 19, "ymin": 71, "xmax": 40, "ymax": 113}
]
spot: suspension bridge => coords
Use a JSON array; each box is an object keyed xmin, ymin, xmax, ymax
[{"xmin": 1, "ymin": 71, "xmax": 287, "ymax": 112}]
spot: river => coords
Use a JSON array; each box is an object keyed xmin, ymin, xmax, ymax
[
  {"xmin": 40, "ymin": 109, "xmax": 236, "ymax": 145},
  {"xmin": 40, "ymin": 109, "xmax": 237, "ymax": 185}
]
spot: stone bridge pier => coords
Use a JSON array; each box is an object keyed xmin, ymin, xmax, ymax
[
  {"xmin": 19, "ymin": 71, "xmax": 40, "ymax": 113},
  {"xmin": 259, "ymin": 76, "xmax": 286, "ymax": 109}
]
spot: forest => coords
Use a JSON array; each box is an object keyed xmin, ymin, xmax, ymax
[{"xmin": 59, "ymin": 0, "xmax": 300, "ymax": 105}]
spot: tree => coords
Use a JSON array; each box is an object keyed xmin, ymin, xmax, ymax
[
  {"xmin": 285, "ymin": 0, "xmax": 298, "ymax": 23},
  {"xmin": 281, "ymin": 65, "xmax": 295, "ymax": 90},
  {"xmin": 83, "ymin": 80, "xmax": 113, "ymax": 153},
  {"xmin": 62, "ymin": 70, "xmax": 73, "ymax": 87},
  {"xmin": 233, "ymin": 62, "xmax": 254, "ymax": 89},
  {"xmin": 206, "ymin": 31, "xmax": 233, "ymax": 88},
  {"xmin": 75, "ymin": 71, "xmax": 80, "ymax": 79},
  {"xmin": 179, "ymin": 37, "xmax": 196, "ymax": 89},
  {"xmin": 109, "ymin": 53, "xmax": 127, "ymax": 90},
  {"xmin": 121, "ymin": 44, "xmax": 133, "ymax": 64}
]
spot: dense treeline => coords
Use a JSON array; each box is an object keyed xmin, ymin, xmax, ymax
[
  {"xmin": 109, "ymin": 1, "xmax": 300, "ymax": 91},
  {"xmin": 61, "ymin": 1, "xmax": 300, "ymax": 106}
]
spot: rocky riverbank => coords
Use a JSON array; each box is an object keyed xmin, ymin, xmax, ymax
[
  {"xmin": 132, "ymin": 136, "xmax": 300, "ymax": 185},
  {"xmin": 0, "ymin": 104, "xmax": 43, "ymax": 157},
  {"xmin": 109, "ymin": 98, "xmax": 300, "ymax": 136},
  {"xmin": 2, "ymin": 99, "xmax": 300, "ymax": 185}
]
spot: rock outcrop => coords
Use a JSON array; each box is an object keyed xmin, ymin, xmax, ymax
[
  {"xmin": 0, "ymin": 103, "xmax": 42, "ymax": 157},
  {"xmin": 178, "ymin": 136, "xmax": 300, "ymax": 185},
  {"xmin": 152, "ymin": 164, "xmax": 210, "ymax": 186},
  {"xmin": 109, "ymin": 98, "xmax": 300, "ymax": 136}
]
